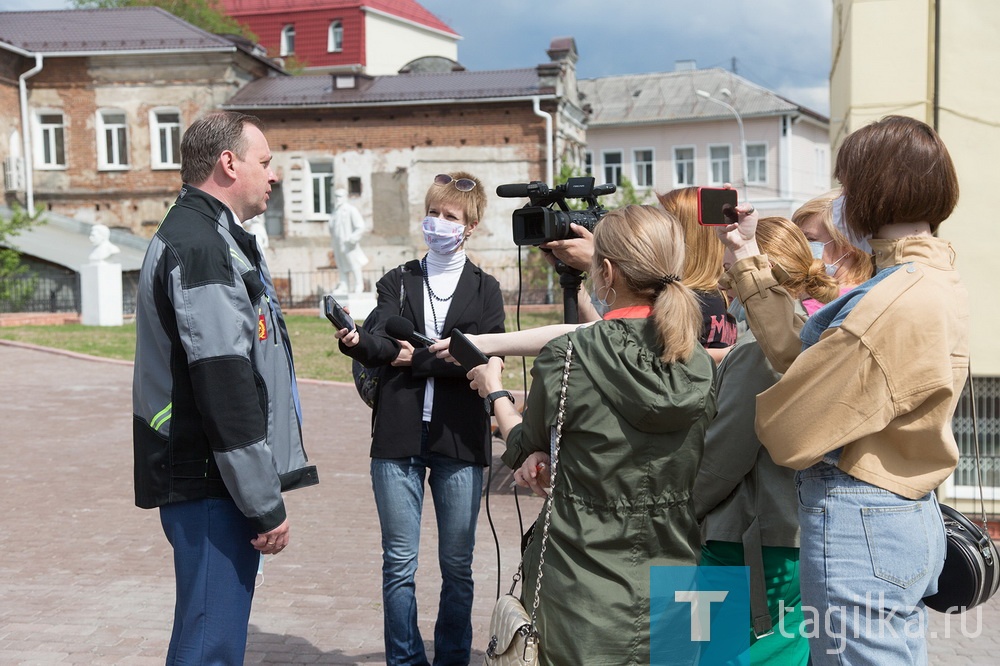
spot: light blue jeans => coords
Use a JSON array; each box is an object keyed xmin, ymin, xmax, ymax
[
  {"xmin": 796, "ymin": 463, "xmax": 946, "ymax": 665},
  {"xmin": 370, "ymin": 444, "xmax": 483, "ymax": 666}
]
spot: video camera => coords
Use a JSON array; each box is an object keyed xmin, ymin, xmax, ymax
[{"xmin": 497, "ymin": 176, "xmax": 616, "ymax": 246}]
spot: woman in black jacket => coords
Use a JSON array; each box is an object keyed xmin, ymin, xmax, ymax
[{"xmin": 336, "ymin": 171, "xmax": 505, "ymax": 666}]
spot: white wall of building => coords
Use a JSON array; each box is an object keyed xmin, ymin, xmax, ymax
[
  {"xmin": 584, "ymin": 115, "xmax": 829, "ymax": 217},
  {"xmin": 363, "ymin": 12, "xmax": 458, "ymax": 75},
  {"xmin": 831, "ymin": 0, "xmax": 1000, "ymax": 375}
]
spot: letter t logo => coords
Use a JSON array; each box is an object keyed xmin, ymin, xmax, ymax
[{"xmin": 675, "ymin": 590, "xmax": 729, "ymax": 641}]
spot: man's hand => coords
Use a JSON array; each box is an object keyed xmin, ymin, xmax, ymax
[
  {"xmin": 540, "ymin": 223, "xmax": 595, "ymax": 272},
  {"xmin": 252, "ymin": 519, "xmax": 289, "ymax": 554}
]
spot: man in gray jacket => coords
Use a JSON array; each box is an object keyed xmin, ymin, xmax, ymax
[{"xmin": 132, "ymin": 112, "xmax": 318, "ymax": 664}]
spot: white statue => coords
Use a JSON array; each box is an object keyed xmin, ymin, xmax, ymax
[
  {"xmin": 328, "ymin": 188, "xmax": 368, "ymax": 293},
  {"xmin": 242, "ymin": 214, "xmax": 269, "ymax": 254},
  {"xmin": 88, "ymin": 224, "xmax": 120, "ymax": 263}
]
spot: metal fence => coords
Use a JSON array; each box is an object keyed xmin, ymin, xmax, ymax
[
  {"xmin": 273, "ymin": 265, "xmax": 557, "ymax": 309},
  {"xmin": 0, "ymin": 274, "xmax": 81, "ymax": 313},
  {"xmin": 952, "ymin": 376, "xmax": 1000, "ymax": 519},
  {"xmin": 0, "ymin": 273, "xmax": 139, "ymax": 315}
]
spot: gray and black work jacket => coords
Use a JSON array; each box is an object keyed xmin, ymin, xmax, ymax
[{"xmin": 132, "ymin": 185, "xmax": 317, "ymax": 533}]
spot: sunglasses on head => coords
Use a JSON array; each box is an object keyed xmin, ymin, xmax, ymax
[{"xmin": 434, "ymin": 174, "xmax": 477, "ymax": 192}]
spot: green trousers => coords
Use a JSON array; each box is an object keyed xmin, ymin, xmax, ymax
[{"xmin": 701, "ymin": 540, "xmax": 809, "ymax": 666}]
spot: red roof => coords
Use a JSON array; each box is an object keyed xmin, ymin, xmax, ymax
[{"xmin": 221, "ymin": 0, "xmax": 458, "ymax": 36}]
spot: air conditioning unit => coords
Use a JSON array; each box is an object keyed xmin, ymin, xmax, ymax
[{"xmin": 3, "ymin": 156, "xmax": 25, "ymax": 193}]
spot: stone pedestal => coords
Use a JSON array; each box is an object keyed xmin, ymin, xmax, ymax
[
  {"xmin": 81, "ymin": 262, "xmax": 123, "ymax": 326},
  {"xmin": 320, "ymin": 291, "xmax": 377, "ymax": 324}
]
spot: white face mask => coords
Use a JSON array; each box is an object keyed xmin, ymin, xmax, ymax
[
  {"xmin": 832, "ymin": 195, "xmax": 872, "ymax": 254},
  {"xmin": 421, "ymin": 216, "xmax": 466, "ymax": 254}
]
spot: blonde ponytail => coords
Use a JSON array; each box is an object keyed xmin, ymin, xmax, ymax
[{"xmin": 592, "ymin": 205, "xmax": 702, "ymax": 364}]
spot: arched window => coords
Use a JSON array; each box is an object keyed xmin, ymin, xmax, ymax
[
  {"xmin": 328, "ymin": 20, "xmax": 343, "ymax": 52},
  {"xmin": 280, "ymin": 24, "xmax": 296, "ymax": 56}
]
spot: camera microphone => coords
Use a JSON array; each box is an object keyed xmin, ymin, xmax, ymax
[
  {"xmin": 386, "ymin": 315, "xmax": 436, "ymax": 347},
  {"xmin": 496, "ymin": 183, "xmax": 531, "ymax": 198}
]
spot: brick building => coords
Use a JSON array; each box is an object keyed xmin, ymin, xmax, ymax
[
  {"xmin": 221, "ymin": 0, "xmax": 461, "ymax": 75},
  {"xmin": 0, "ymin": 6, "xmax": 282, "ymax": 233},
  {"xmin": 223, "ymin": 38, "xmax": 586, "ymax": 275}
]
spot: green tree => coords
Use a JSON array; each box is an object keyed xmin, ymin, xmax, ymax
[
  {"xmin": 0, "ymin": 204, "xmax": 43, "ymax": 309},
  {"xmin": 72, "ymin": 0, "xmax": 257, "ymax": 41},
  {"xmin": 608, "ymin": 175, "xmax": 651, "ymax": 208}
]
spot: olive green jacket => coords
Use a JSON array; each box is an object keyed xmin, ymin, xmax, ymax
[{"xmin": 504, "ymin": 317, "xmax": 716, "ymax": 666}]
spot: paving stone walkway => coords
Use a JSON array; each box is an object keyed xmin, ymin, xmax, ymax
[{"xmin": 0, "ymin": 341, "xmax": 996, "ymax": 664}]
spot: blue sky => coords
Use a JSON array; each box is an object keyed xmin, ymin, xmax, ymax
[{"xmin": 1, "ymin": 0, "xmax": 832, "ymax": 115}]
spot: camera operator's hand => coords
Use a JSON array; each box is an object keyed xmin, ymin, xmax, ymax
[
  {"xmin": 540, "ymin": 223, "xmax": 594, "ymax": 272},
  {"xmin": 715, "ymin": 202, "xmax": 761, "ymax": 261}
]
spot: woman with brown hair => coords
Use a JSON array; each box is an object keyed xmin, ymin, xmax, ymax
[
  {"xmin": 469, "ymin": 204, "xmax": 716, "ymax": 664},
  {"xmin": 718, "ymin": 115, "xmax": 967, "ymax": 664}
]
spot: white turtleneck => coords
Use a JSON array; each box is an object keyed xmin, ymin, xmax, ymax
[{"xmin": 421, "ymin": 247, "xmax": 466, "ymax": 422}]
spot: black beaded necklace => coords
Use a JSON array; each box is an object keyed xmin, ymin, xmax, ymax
[{"xmin": 421, "ymin": 255, "xmax": 461, "ymax": 337}]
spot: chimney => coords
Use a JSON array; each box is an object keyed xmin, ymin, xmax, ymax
[{"xmin": 674, "ymin": 59, "xmax": 697, "ymax": 71}]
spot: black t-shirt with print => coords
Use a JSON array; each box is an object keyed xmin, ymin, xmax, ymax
[{"xmin": 696, "ymin": 290, "xmax": 738, "ymax": 348}]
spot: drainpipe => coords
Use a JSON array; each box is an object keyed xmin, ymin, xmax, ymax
[
  {"xmin": 19, "ymin": 54, "xmax": 44, "ymax": 212},
  {"xmin": 532, "ymin": 96, "xmax": 553, "ymax": 186}
]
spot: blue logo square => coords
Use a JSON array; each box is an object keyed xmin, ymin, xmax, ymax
[{"xmin": 650, "ymin": 566, "xmax": 750, "ymax": 665}]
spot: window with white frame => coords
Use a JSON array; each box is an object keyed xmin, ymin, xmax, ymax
[
  {"xmin": 97, "ymin": 109, "xmax": 129, "ymax": 169},
  {"xmin": 709, "ymin": 145, "xmax": 731, "ymax": 185},
  {"xmin": 328, "ymin": 20, "xmax": 343, "ymax": 52},
  {"xmin": 746, "ymin": 143, "xmax": 767, "ymax": 184},
  {"xmin": 584, "ymin": 151, "xmax": 593, "ymax": 176},
  {"xmin": 815, "ymin": 146, "xmax": 830, "ymax": 187},
  {"xmin": 673, "ymin": 146, "xmax": 694, "ymax": 186},
  {"xmin": 633, "ymin": 148, "xmax": 654, "ymax": 188},
  {"xmin": 281, "ymin": 24, "xmax": 296, "ymax": 56},
  {"xmin": 603, "ymin": 150, "xmax": 622, "ymax": 186},
  {"xmin": 150, "ymin": 108, "xmax": 181, "ymax": 169},
  {"xmin": 35, "ymin": 111, "xmax": 66, "ymax": 168},
  {"xmin": 311, "ymin": 162, "xmax": 334, "ymax": 215}
]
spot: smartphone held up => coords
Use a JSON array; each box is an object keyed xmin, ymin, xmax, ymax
[
  {"xmin": 323, "ymin": 294, "xmax": 355, "ymax": 332},
  {"xmin": 697, "ymin": 187, "xmax": 739, "ymax": 226}
]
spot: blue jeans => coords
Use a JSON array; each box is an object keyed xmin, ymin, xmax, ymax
[
  {"xmin": 160, "ymin": 498, "xmax": 259, "ymax": 665},
  {"xmin": 370, "ymin": 445, "xmax": 483, "ymax": 666},
  {"xmin": 796, "ymin": 463, "xmax": 946, "ymax": 665}
]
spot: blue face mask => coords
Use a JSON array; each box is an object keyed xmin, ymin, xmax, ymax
[{"xmin": 808, "ymin": 240, "xmax": 828, "ymax": 260}]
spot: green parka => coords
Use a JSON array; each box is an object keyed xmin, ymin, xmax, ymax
[{"xmin": 503, "ymin": 317, "xmax": 717, "ymax": 666}]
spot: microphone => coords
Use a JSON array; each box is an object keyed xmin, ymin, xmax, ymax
[
  {"xmin": 385, "ymin": 315, "xmax": 436, "ymax": 347},
  {"xmin": 496, "ymin": 183, "xmax": 531, "ymax": 198}
]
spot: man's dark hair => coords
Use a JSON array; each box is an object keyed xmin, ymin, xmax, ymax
[
  {"xmin": 834, "ymin": 115, "xmax": 958, "ymax": 236},
  {"xmin": 180, "ymin": 112, "xmax": 264, "ymax": 185}
]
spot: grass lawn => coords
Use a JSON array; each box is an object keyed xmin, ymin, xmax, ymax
[{"xmin": 0, "ymin": 307, "xmax": 566, "ymax": 387}]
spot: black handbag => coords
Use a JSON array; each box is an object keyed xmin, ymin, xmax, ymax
[{"xmin": 924, "ymin": 372, "xmax": 1000, "ymax": 613}]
